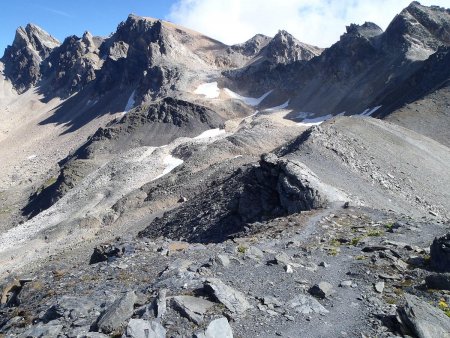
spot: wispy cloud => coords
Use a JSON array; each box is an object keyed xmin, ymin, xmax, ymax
[
  {"xmin": 168, "ymin": 0, "xmax": 450, "ymax": 47},
  {"xmin": 41, "ymin": 7, "xmax": 72, "ymax": 18}
]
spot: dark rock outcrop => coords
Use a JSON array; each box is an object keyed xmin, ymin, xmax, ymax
[
  {"xmin": 430, "ymin": 233, "xmax": 450, "ymax": 272},
  {"xmin": 139, "ymin": 153, "xmax": 337, "ymax": 243}
]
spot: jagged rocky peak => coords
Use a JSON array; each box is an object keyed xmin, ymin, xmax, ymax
[
  {"xmin": 383, "ymin": 1, "xmax": 450, "ymax": 60},
  {"xmin": 345, "ymin": 22, "xmax": 383, "ymax": 39},
  {"xmin": 13, "ymin": 23, "xmax": 60, "ymax": 59},
  {"xmin": 1, "ymin": 24, "xmax": 60, "ymax": 93},
  {"xmin": 229, "ymin": 34, "xmax": 272, "ymax": 57},
  {"xmin": 262, "ymin": 30, "xmax": 323, "ymax": 64},
  {"xmin": 42, "ymin": 32, "xmax": 102, "ymax": 96}
]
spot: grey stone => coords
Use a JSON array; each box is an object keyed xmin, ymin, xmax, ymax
[
  {"xmin": 97, "ymin": 291, "xmax": 137, "ymax": 333},
  {"xmin": 245, "ymin": 246, "xmax": 265, "ymax": 260},
  {"xmin": 171, "ymin": 295, "xmax": 215, "ymax": 324},
  {"xmin": 122, "ymin": 319, "xmax": 166, "ymax": 338},
  {"xmin": 274, "ymin": 252, "xmax": 291, "ymax": 266},
  {"xmin": 398, "ymin": 293, "xmax": 450, "ymax": 338},
  {"xmin": 204, "ymin": 278, "xmax": 251, "ymax": 314},
  {"xmin": 425, "ymin": 273, "xmax": 450, "ymax": 291},
  {"xmin": 153, "ymin": 289, "xmax": 167, "ymax": 319},
  {"xmin": 205, "ymin": 317, "xmax": 233, "ymax": 338},
  {"xmin": 339, "ymin": 280, "xmax": 353, "ymax": 288},
  {"xmin": 309, "ymin": 282, "xmax": 334, "ymax": 299},
  {"xmin": 288, "ymin": 294, "xmax": 329, "ymax": 314},
  {"xmin": 374, "ymin": 281, "xmax": 385, "ymax": 293},
  {"xmin": 22, "ymin": 323, "xmax": 64, "ymax": 337},
  {"xmin": 215, "ymin": 254, "xmax": 231, "ymax": 267}
]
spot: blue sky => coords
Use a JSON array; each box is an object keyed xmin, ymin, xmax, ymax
[
  {"xmin": 1, "ymin": 1, "xmax": 449, "ymax": 53},
  {"xmin": 0, "ymin": 0, "xmax": 175, "ymax": 54}
]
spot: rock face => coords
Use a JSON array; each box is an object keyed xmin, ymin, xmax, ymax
[
  {"xmin": 1, "ymin": 24, "xmax": 59, "ymax": 92},
  {"xmin": 97, "ymin": 291, "xmax": 137, "ymax": 333},
  {"xmin": 398, "ymin": 293, "xmax": 450, "ymax": 338},
  {"xmin": 42, "ymin": 31, "xmax": 102, "ymax": 96}
]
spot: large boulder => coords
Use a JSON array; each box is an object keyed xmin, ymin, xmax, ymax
[
  {"xmin": 398, "ymin": 293, "xmax": 450, "ymax": 338},
  {"xmin": 430, "ymin": 234, "xmax": 450, "ymax": 272},
  {"xmin": 97, "ymin": 291, "xmax": 137, "ymax": 334},
  {"xmin": 122, "ymin": 319, "xmax": 165, "ymax": 338},
  {"xmin": 204, "ymin": 278, "xmax": 251, "ymax": 315}
]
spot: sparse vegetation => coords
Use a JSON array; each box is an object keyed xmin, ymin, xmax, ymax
[
  {"xmin": 367, "ymin": 229, "xmax": 383, "ymax": 237},
  {"xmin": 438, "ymin": 299, "xmax": 450, "ymax": 317}
]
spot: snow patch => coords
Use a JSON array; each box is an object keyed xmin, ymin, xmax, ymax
[
  {"xmin": 297, "ymin": 112, "xmax": 345, "ymax": 126},
  {"xmin": 125, "ymin": 90, "xmax": 136, "ymax": 112},
  {"xmin": 194, "ymin": 82, "xmax": 220, "ymax": 99},
  {"xmin": 152, "ymin": 155, "xmax": 184, "ymax": 181},
  {"xmin": 360, "ymin": 106, "xmax": 382, "ymax": 116},
  {"xmin": 194, "ymin": 128, "xmax": 226, "ymax": 140},
  {"xmin": 264, "ymin": 100, "xmax": 290, "ymax": 112},
  {"xmin": 224, "ymin": 88, "xmax": 273, "ymax": 106}
]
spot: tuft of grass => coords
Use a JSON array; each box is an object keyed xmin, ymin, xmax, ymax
[
  {"xmin": 351, "ymin": 237, "xmax": 362, "ymax": 246},
  {"xmin": 329, "ymin": 239, "xmax": 341, "ymax": 247},
  {"xmin": 384, "ymin": 222, "xmax": 394, "ymax": 230},
  {"xmin": 355, "ymin": 255, "xmax": 366, "ymax": 260},
  {"xmin": 367, "ymin": 229, "xmax": 384, "ymax": 237},
  {"xmin": 237, "ymin": 245, "xmax": 248, "ymax": 254},
  {"xmin": 328, "ymin": 247, "xmax": 339, "ymax": 256}
]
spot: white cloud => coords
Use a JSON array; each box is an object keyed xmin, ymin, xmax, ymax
[{"xmin": 167, "ymin": 0, "xmax": 449, "ymax": 47}]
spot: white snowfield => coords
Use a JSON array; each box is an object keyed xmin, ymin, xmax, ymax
[
  {"xmin": 263, "ymin": 100, "xmax": 290, "ymax": 112},
  {"xmin": 194, "ymin": 82, "xmax": 220, "ymax": 99},
  {"xmin": 194, "ymin": 128, "xmax": 226, "ymax": 140},
  {"xmin": 0, "ymin": 128, "xmax": 227, "ymax": 275}
]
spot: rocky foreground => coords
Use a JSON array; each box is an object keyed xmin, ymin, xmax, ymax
[{"xmin": 1, "ymin": 204, "xmax": 450, "ymax": 337}]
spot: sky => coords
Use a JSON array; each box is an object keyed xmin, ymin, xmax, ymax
[{"xmin": 1, "ymin": 0, "xmax": 449, "ymax": 55}]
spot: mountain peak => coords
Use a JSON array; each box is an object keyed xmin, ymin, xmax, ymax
[
  {"xmin": 384, "ymin": 1, "xmax": 450, "ymax": 60},
  {"xmin": 1, "ymin": 23, "xmax": 59, "ymax": 93},
  {"xmin": 263, "ymin": 30, "xmax": 322, "ymax": 64},
  {"xmin": 345, "ymin": 22, "xmax": 383, "ymax": 39}
]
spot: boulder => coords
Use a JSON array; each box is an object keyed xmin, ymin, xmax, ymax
[
  {"xmin": 288, "ymin": 294, "xmax": 329, "ymax": 314},
  {"xmin": 398, "ymin": 293, "xmax": 450, "ymax": 338},
  {"xmin": 97, "ymin": 291, "xmax": 137, "ymax": 333},
  {"xmin": 309, "ymin": 282, "xmax": 334, "ymax": 299},
  {"xmin": 425, "ymin": 273, "xmax": 450, "ymax": 291},
  {"xmin": 171, "ymin": 295, "xmax": 214, "ymax": 324},
  {"xmin": 204, "ymin": 278, "xmax": 251, "ymax": 314},
  {"xmin": 195, "ymin": 317, "xmax": 233, "ymax": 338},
  {"xmin": 430, "ymin": 234, "xmax": 450, "ymax": 272},
  {"xmin": 122, "ymin": 319, "xmax": 165, "ymax": 338}
]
